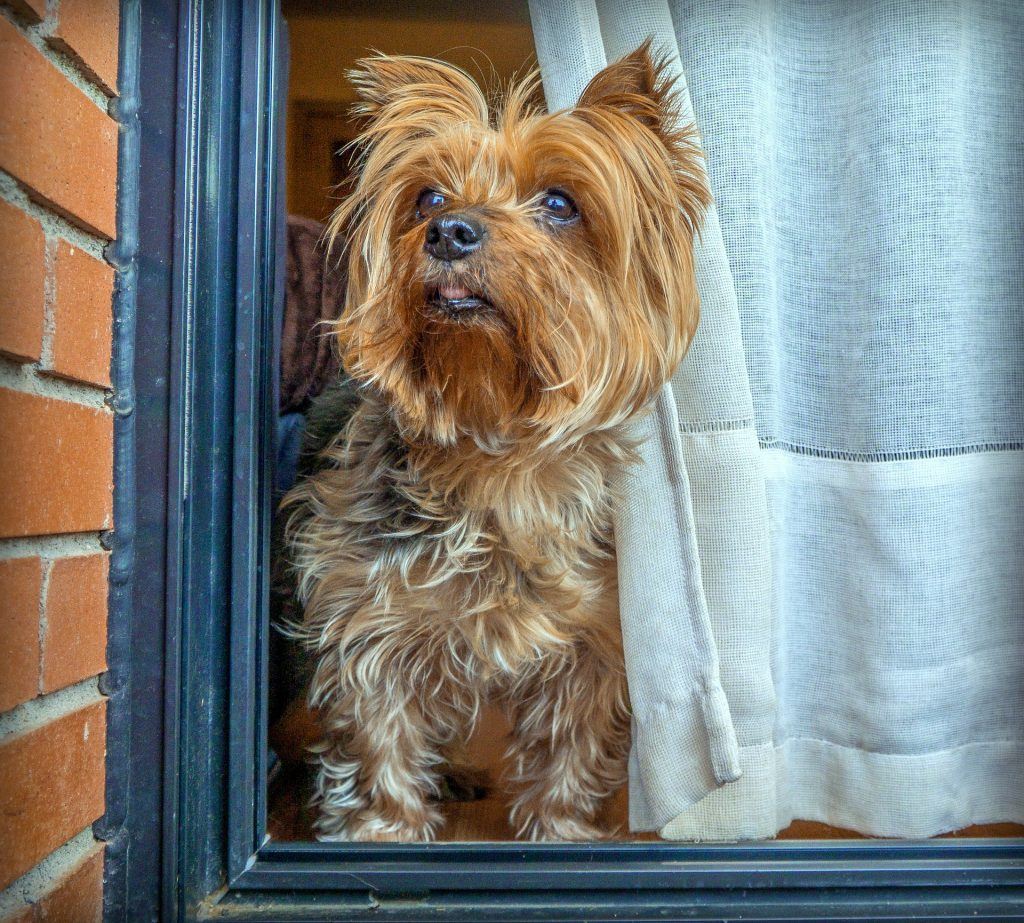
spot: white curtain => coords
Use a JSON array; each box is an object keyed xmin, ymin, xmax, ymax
[{"xmin": 529, "ymin": 0, "xmax": 1024, "ymax": 838}]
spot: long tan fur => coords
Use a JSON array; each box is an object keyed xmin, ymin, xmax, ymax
[{"xmin": 285, "ymin": 41, "xmax": 708, "ymax": 841}]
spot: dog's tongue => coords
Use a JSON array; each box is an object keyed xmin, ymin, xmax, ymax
[{"xmin": 439, "ymin": 284, "xmax": 472, "ymax": 300}]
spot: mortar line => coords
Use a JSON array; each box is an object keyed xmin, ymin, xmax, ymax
[
  {"xmin": 0, "ymin": 354, "xmax": 111, "ymax": 409},
  {"xmin": 0, "ymin": 675, "xmax": 103, "ymax": 739},
  {"xmin": 0, "ymin": 533, "xmax": 106, "ymax": 561},
  {"xmin": 0, "ymin": 170, "xmax": 111, "ymax": 259},
  {"xmin": 36, "ymin": 558, "xmax": 53, "ymax": 695},
  {"xmin": 40, "ymin": 235, "xmax": 57, "ymax": 369}
]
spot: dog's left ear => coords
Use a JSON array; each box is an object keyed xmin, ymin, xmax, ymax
[
  {"xmin": 348, "ymin": 54, "xmax": 488, "ymax": 127},
  {"xmin": 577, "ymin": 39, "xmax": 709, "ymax": 228}
]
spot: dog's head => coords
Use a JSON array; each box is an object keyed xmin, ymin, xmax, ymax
[{"xmin": 329, "ymin": 41, "xmax": 708, "ymax": 446}]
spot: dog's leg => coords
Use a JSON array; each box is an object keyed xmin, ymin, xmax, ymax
[
  {"xmin": 311, "ymin": 648, "xmax": 457, "ymax": 842},
  {"xmin": 506, "ymin": 641, "xmax": 630, "ymax": 841}
]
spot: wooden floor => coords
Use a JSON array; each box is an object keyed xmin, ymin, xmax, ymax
[{"xmin": 267, "ymin": 702, "xmax": 1023, "ymax": 843}]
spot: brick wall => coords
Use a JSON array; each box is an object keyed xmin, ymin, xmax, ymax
[{"xmin": 0, "ymin": 1, "xmax": 119, "ymax": 921}]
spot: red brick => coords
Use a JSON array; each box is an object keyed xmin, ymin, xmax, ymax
[
  {"xmin": 0, "ymin": 557, "xmax": 41, "ymax": 713},
  {"xmin": 48, "ymin": 242, "xmax": 113, "ymax": 388},
  {"xmin": 0, "ymin": 200, "xmax": 45, "ymax": 362},
  {"xmin": 0, "ymin": 700, "xmax": 106, "ymax": 890},
  {"xmin": 0, "ymin": 18, "xmax": 117, "ymax": 238},
  {"xmin": 42, "ymin": 555, "xmax": 108, "ymax": 694},
  {"xmin": 48, "ymin": 0, "xmax": 118, "ymax": 96},
  {"xmin": 33, "ymin": 845, "xmax": 104, "ymax": 923},
  {"xmin": 0, "ymin": 390, "xmax": 113, "ymax": 539},
  {"xmin": 4, "ymin": 0, "xmax": 46, "ymax": 25}
]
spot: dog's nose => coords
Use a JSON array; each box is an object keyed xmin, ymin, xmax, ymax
[{"xmin": 424, "ymin": 213, "xmax": 484, "ymax": 261}]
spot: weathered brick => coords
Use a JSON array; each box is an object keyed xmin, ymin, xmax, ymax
[
  {"xmin": 0, "ymin": 18, "xmax": 117, "ymax": 238},
  {"xmin": 0, "ymin": 200, "xmax": 45, "ymax": 362},
  {"xmin": 0, "ymin": 557, "xmax": 41, "ymax": 713},
  {"xmin": 0, "ymin": 701, "xmax": 106, "ymax": 890},
  {"xmin": 0, "ymin": 390, "xmax": 113, "ymax": 539},
  {"xmin": 47, "ymin": 0, "xmax": 119, "ymax": 96},
  {"xmin": 42, "ymin": 555, "xmax": 108, "ymax": 694},
  {"xmin": 33, "ymin": 845, "xmax": 104, "ymax": 923},
  {"xmin": 48, "ymin": 242, "xmax": 113, "ymax": 388}
]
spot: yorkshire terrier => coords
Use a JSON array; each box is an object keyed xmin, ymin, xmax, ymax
[{"xmin": 285, "ymin": 40, "xmax": 708, "ymax": 842}]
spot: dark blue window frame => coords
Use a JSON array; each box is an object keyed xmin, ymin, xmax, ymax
[{"xmin": 103, "ymin": 0, "xmax": 1024, "ymax": 919}]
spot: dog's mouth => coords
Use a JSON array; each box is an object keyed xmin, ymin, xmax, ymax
[{"xmin": 426, "ymin": 282, "xmax": 493, "ymax": 319}]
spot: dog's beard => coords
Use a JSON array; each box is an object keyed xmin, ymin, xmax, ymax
[
  {"xmin": 416, "ymin": 304, "xmax": 531, "ymax": 441},
  {"xmin": 410, "ymin": 257, "xmax": 610, "ymax": 445},
  {"xmin": 337, "ymin": 271, "xmax": 530, "ymax": 445},
  {"xmin": 346, "ymin": 251, "xmax": 650, "ymax": 447}
]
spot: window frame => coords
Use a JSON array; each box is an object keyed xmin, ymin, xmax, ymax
[{"xmin": 110, "ymin": 0, "xmax": 1024, "ymax": 919}]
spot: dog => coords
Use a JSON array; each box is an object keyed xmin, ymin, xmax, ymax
[{"xmin": 284, "ymin": 40, "xmax": 708, "ymax": 842}]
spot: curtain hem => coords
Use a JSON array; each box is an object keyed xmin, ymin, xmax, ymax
[{"xmin": 658, "ymin": 738, "xmax": 1024, "ymax": 840}]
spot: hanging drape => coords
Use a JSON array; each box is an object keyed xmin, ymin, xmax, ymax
[{"xmin": 529, "ymin": 0, "xmax": 1024, "ymax": 838}]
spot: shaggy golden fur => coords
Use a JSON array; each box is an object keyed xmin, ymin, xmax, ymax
[{"xmin": 284, "ymin": 41, "xmax": 708, "ymax": 842}]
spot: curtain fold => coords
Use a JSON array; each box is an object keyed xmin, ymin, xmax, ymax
[
  {"xmin": 530, "ymin": 0, "xmax": 1024, "ymax": 838},
  {"xmin": 614, "ymin": 388, "xmax": 742, "ymax": 829}
]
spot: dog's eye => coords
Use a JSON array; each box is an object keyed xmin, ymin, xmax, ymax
[
  {"xmin": 539, "ymin": 190, "xmax": 578, "ymax": 223},
  {"xmin": 416, "ymin": 189, "xmax": 446, "ymax": 219}
]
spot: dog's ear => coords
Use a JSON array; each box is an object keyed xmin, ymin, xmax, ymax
[
  {"xmin": 348, "ymin": 54, "xmax": 488, "ymax": 127},
  {"xmin": 577, "ymin": 40, "xmax": 709, "ymax": 230},
  {"xmin": 577, "ymin": 39, "xmax": 676, "ymax": 136},
  {"xmin": 327, "ymin": 56, "xmax": 489, "ymax": 284}
]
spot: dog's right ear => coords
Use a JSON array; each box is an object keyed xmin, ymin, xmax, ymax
[
  {"xmin": 348, "ymin": 54, "xmax": 488, "ymax": 128},
  {"xmin": 326, "ymin": 56, "xmax": 489, "ymax": 284}
]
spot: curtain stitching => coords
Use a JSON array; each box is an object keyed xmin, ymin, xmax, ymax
[
  {"xmin": 759, "ymin": 439, "xmax": 1024, "ymax": 463},
  {"xmin": 674, "ymin": 421, "xmax": 1024, "ymax": 462}
]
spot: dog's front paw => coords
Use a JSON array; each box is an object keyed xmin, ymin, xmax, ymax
[{"xmin": 517, "ymin": 814, "xmax": 609, "ymax": 842}]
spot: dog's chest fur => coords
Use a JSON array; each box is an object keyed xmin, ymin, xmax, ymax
[{"xmin": 290, "ymin": 396, "xmax": 631, "ymax": 694}]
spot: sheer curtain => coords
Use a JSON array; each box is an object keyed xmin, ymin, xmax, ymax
[{"xmin": 529, "ymin": 0, "xmax": 1024, "ymax": 838}]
